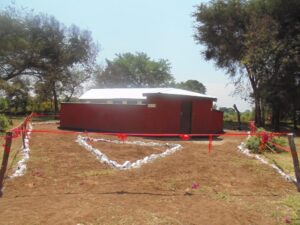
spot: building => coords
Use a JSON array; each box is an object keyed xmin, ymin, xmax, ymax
[{"xmin": 60, "ymin": 88, "xmax": 223, "ymax": 134}]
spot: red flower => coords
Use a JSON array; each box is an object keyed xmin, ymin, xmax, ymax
[{"xmin": 191, "ymin": 183, "xmax": 200, "ymax": 189}]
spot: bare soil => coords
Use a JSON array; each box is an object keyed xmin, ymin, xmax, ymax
[{"xmin": 0, "ymin": 123, "xmax": 299, "ymax": 225}]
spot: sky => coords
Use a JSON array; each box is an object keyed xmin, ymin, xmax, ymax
[{"xmin": 0, "ymin": 0, "xmax": 252, "ymax": 111}]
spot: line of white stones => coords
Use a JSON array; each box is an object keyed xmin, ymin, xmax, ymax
[
  {"xmin": 10, "ymin": 123, "xmax": 33, "ymax": 178},
  {"xmin": 76, "ymin": 135, "xmax": 182, "ymax": 170},
  {"xmin": 237, "ymin": 142, "xmax": 296, "ymax": 183},
  {"xmin": 32, "ymin": 121, "xmax": 58, "ymax": 125}
]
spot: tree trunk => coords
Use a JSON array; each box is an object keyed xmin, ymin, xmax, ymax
[
  {"xmin": 272, "ymin": 105, "xmax": 280, "ymax": 131},
  {"xmin": 247, "ymin": 70, "xmax": 262, "ymax": 127},
  {"xmin": 52, "ymin": 85, "xmax": 59, "ymax": 114},
  {"xmin": 292, "ymin": 102, "xmax": 298, "ymax": 130},
  {"xmin": 261, "ymin": 99, "xmax": 265, "ymax": 127},
  {"xmin": 233, "ymin": 104, "xmax": 241, "ymax": 130},
  {"xmin": 254, "ymin": 94, "xmax": 262, "ymax": 127}
]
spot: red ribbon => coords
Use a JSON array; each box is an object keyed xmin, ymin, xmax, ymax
[
  {"xmin": 208, "ymin": 135, "xmax": 213, "ymax": 153},
  {"xmin": 179, "ymin": 134, "xmax": 190, "ymax": 141},
  {"xmin": 117, "ymin": 133, "xmax": 128, "ymax": 142},
  {"xmin": 249, "ymin": 121, "xmax": 255, "ymax": 135}
]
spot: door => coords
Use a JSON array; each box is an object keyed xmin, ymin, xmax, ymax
[{"xmin": 180, "ymin": 101, "xmax": 192, "ymax": 133}]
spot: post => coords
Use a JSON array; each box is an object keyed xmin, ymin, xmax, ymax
[
  {"xmin": 233, "ymin": 104, "xmax": 241, "ymax": 130},
  {"xmin": 0, "ymin": 132, "xmax": 13, "ymax": 197},
  {"xmin": 287, "ymin": 133, "xmax": 300, "ymax": 192},
  {"xmin": 22, "ymin": 124, "xmax": 26, "ymax": 149}
]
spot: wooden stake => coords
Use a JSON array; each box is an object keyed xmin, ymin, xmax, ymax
[
  {"xmin": 22, "ymin": 124, "xmax": 26, "ymax": 149},
  {"xmin": 233, "ymin": 104, "xmax": 241, "ymax": 130},
  {"xmin": 287, "ymin": 133, "xmax": 300, "ymax": 192},
  {"xmin": 0, "ymin": 132, "xmax": 13, "ymax": 197}
]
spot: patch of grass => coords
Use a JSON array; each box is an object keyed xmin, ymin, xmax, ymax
[
  {"xmin": 31, "ymin": 116, "xmax": 58, "ymax": 122},
  {"xmin": 8, "ymin": 116, "xmax": 26, "ymax": 128},
  {"xmin": 213, "ymin": 190, "xmax": 230, "ymax": 201},
  {"xmin": 282, "ymin": 194, "xmax": 300, "ymax": 225},
  {"xmin": 160, "ymin": 177, "xmax": 184, "ymax": 191},
  {"xmin": 79, "ymin": 169, "xmax": 116, "ymax": 177},
  {"xmin": 0, "ymin": 133, "xmax": 23, "ymax": 174},
  {"xmin": 294, "ymin": 137, "xmax": 300, "ymax": 150},
  {"xmin": 264, "ymin": 152, "xmax": 295, "ymax": 177}
]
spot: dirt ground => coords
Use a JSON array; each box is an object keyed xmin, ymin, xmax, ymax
[{"xmin": 0, "ymin": 123, "xmax": 299, "ymax": 225}]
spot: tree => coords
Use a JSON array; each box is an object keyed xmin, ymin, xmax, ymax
[
  {"xmin": 193, "ymin": 0, "xmax": 300, "ymax": 130},
  {"xmin": 95, "ymin": 52, "xmax": 174, "ymax": 88},
  {"xmin": 0, "ymin": 11, "xmax": 32, "ymax": 81},
  {"xmin": 26, "ymin": 14, "xmax": 98, "ymax": 113},
  {"xmin": 176, "ymin": 80, "xmax": 206, "ymax": 94},
  {"xmin": 0, "ymin": 7, "xmax": 98, "ymax": 113},
  {"xmin": 2, "ymin": 77, "xmax": 31, "ymax": 113}
]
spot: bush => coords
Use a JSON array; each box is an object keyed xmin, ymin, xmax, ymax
[
  {"xmin": 245, "ymin": 128, "xmax": 288, "ymax": 153},
  {"xmin": 245, "ymin": 135, "xmax": 261, "ymax": 153},
  {"xmin": 0, "ymin": 114, "xmax": 10, "ymax": 131}
]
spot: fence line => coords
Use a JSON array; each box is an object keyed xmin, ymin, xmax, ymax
[{"xmin": 0, "ymin": 115, "xmax": 299, "ymax": 194}]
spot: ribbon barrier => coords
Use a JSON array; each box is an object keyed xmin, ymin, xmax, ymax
[
  {"xmin": 208, "ymin": 135, "xmax": 213, "ymax": 154},
  {"xmin": 0, "ymin": 113, "xmax": 299, "ymax": 192},
  {"xmin": 0, "ymin": 113, "xmax": 34, "ymax": 196},
  {"xmin": 3, "ymin": 128, "xmax": 290, "ymax": 154}
]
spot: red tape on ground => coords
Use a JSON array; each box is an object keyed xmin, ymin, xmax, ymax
[{"xmin": 268, "ymin": 141, "xmax": 290, "ymax": 152}]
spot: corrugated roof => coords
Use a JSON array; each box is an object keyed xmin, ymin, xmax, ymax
[{"xmin": 79, "ymin": 88, "xmax": 217, "ymax": 101}]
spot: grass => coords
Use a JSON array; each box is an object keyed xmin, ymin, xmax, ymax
[
  {"xmin": 79, "ymin": 169, "xmax": 116, "ymax": 177},
  {"xmin": 263, "ymin": 135, "xmax": 299, "ymax": 179},
  {"xmin": 282, "ymin": 194, "xmax": 300, "ymax": 225},
  {"xmin": 0, "ymin": 117, "xmax": 25, "ymax": 163},
  {"xmin": 0, "ymin": 115, "xmax": 58, "ymax": 163},
  {"xmin": 31, "ymin": 115, "xmax": 59, "ymax": 122},
  {"xmin": 295, "ymin": 137, "xmax": 300, "ymax": 150},
  {"xmin": 264, "ymin": 152, "xmax": 296, "ymax": 177}
]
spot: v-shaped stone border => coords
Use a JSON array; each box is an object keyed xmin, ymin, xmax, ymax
[{"xmin": 76, "ymin": 135, "xmax": 182, "ymax": 170}]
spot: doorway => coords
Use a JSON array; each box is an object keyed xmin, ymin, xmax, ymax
[{"xmin": 180, "ymin": 101, "xmax": 192, "ymax": 133}]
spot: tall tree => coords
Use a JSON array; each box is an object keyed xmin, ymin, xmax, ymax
[
  {"xmin": 26, "ymin": 15, "xmax": 98, "ymax": 113},
  {"xmin": 95, "ymin": 52, "xmax": 174, "ymax": 88},
  {"xmin": 0, "ymin": 11, "xmax": 32, "ymax": 81},
  {"xmin": 0, "ymin": 6, "xmax": 98, "ymax": 113},
  {"xmin": 176, "ymin": 80, "xmax": 206, "ymax": 94},
  {"xmin": 193, "ymin": 0, "xmax": 300, "ymax": 130},
  {"xmin": 2, "ymin": 77, "xmax": 31, "ymax": 113}
]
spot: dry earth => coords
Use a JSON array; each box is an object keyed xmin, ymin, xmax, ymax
[{"xmin": 0, "ymin": 123, "xmax": 299, "ymax": 225}]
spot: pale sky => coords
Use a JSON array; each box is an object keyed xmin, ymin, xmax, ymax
[{"xmin": 0, "ymin": 0, "xmax": 252, "ymax": 111}]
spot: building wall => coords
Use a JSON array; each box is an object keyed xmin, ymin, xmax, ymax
[
  {"xmin": 60, "ymin": 96, "xmax": 182, "ymax": 133},
  {"xmin": 191, "ymin": 100, "xmax": 224, "ymax": 134},
  {"xmin": 60, "ymin": 95, "xmax": 223, "ymax": 134}
]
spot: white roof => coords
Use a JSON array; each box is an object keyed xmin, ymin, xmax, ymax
[{"xmin": 80, "ymin": 88, "xmax": 217, "ymax": 100}]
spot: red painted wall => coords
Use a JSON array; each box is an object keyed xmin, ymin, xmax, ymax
[
  {"xmin": 191, "ymin": 100, "xmax": 223, "ymax": 134},
  {"xmin": 191, "ymin": 100, "xmax": 213, "ymax": 133},
  {"xmin": 211, "ymin": 110, "xmax": 224, "ymax": 133},
  {"xmin": 60, "ymin": 95, "xmax": 223, "ymax": 134}
]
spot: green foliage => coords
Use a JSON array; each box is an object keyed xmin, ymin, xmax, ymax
[
  {"xmin": 221, "ymin": 108, "xmax": 253, "ymax": 122},
  {"xmin": 0, "ymin": 97, "xmax": 8, "ymax": 111},
  {"xmin": 176, "ymin": 80, "xmax": 206, "ymax": 94},
  {"xmin": 4, "ymin": 78, "xmax": 30, "ymax": 113},
  {"xmin": 245, "ymin": 135, "xmax": 261, "ymax": 153},
  {"xmin": 245, "ymin": 128, "xmax": 288, "ymax": 153},
  {"xmin": 0, "ymin": 6, "xmax": 98, "ymax": 113},
  {"xmin": 95, "ymin": 52, "xmax": 174, "ymax": 88},
  {"xmin": 0, "ymin": 114, "xmax": 9, "ymax": 131},
  {"xmin": 193, "ymin": 0, "xmax": 300, "ymax": 130}
]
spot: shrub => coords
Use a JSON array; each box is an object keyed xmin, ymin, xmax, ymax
[
  {"xmin": 0, "ymin": 114, "xmax": 10, "ymax": 131},
  {"xmin": 245, "ymin": 135, "xmax": 261, "ymax": 153},
  {"xmin": 245, "ymin": 128, "xmax": 288, "ymax": 153}
]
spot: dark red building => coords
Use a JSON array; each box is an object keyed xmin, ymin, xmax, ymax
[{"xmin": 60, "ymin": 88, "xmax": 223, "ymax": 134}]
